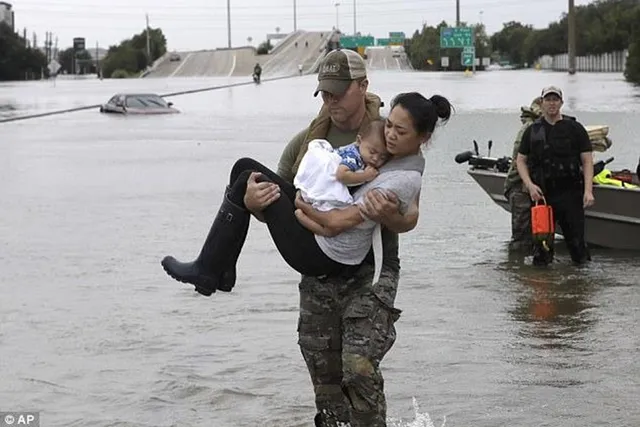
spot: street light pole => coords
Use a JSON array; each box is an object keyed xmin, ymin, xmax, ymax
[
  {"xmin": 353, "ymin": 0, "xmax": 356, "ymax": 35},
  {"xmin": 568, "ymin": 0, "xmax": 576, "ymax": 74},
  {"xmin": 335, "ymin": 2, "xmax": 340, "ymax": 31},
  {"xmin": 227, "ymin": 0, "xmax": 231, "ymax": 48},
  {"xmin": 293, "ymin": 0, "xmax": 297, "ymax": 31}
]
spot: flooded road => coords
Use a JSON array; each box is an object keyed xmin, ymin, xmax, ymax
[{"xmin": 1, "ymin": 71, "xmax": 639, "ymax": 427}]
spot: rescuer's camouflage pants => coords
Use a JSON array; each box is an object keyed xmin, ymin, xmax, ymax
[
  {"xmin": 507, "ymin": 184, "xmax": 533, "ymax": 253},
  {"xmin": 298, "ymin": 264, "xmax": 401, "ymax": 427}
]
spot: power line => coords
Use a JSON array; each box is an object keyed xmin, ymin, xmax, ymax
[
  {"xmin": 15, "ymin": 2, "xmax": 559, "ymax": 23},
  {"xmin": 17, "ymin": 0, "xmax": 562, "ymax": 10},
  {"xmin": 0, "ymin": 74, "xmax": 297, "ymax": 124}
]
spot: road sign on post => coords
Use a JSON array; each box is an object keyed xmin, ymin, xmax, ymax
[
  {"xmin": 439, "ymin": 27, "xmax": 473, "ymax": 48},
  {"xmin": 461, "ymin": 52, "xmax": 474, "ymax": 67},
  {"xmin": 73, "ymin": 37, "xmax": 85, "ymax": 51},
  {"xmin": 461, "ymin": 46, "xmax": 476, "ymax": 68},
  {"xmin": 388, "ymin": 31, "xmax": 405, "ymax": 45},
  {"xmin": 340, "ymin": 35, "xmax": 374, "ymax": 48},
  {"xmin": 47, "ymin": 59, "xmax": 61, "ymax": 75}
]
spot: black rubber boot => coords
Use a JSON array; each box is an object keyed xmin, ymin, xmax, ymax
[
  {"xmin": 217, "ymin": 186, "xmax": 250, "ymax": 292},
  {"xmin": 161, "ymin": 193, "xmax": 250, "ymax": 296}
]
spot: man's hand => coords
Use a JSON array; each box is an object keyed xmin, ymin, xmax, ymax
[
  {"xmin": 583, "ymin": 190, "xmax": 595, "ymax": 208},
  {"xmin": 359, "ymin": 189, "xmax": 399, "ymax": 222},
  {"xmin": 526, "ymin": 182, "xmax": 544, "ymax": 202},
  {"xmin": 243, "ymin": 172, "xmax": 280, "ymax": 213}
]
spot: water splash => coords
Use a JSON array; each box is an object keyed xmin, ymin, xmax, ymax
[{"xmin": 388, "ymin": 397, "xmax": 446, "ymax": 427}]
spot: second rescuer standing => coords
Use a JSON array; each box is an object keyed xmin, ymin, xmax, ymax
[{"xmin": 515, "ymin": 85, "xmax": 595, "ymax": 265}]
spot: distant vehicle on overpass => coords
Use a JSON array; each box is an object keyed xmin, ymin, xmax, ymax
[
  {"xmin": 99, "ymin": 93, "xmax": 180, "ymax": 115},
  {"xmin": 391, "ymin": 45, "xmax": 404, "ymax": 58}
]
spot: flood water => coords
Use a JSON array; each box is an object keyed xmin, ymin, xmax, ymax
[{"xmin": 1, "ymin": 71, "xmax": 639, "ymax": 427}]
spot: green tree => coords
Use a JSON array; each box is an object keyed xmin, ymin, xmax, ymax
[
  {"xmin": 58, "ymin": 47, "xmax": 94, "ymax": 74},
  {"xmin": 0, "ymin": 22, "xmax": 47, "ymax": 81},
  {"xmin": 257, "ymin": 39, "xmax": 273, "ymax": 55},
  {"xmin": 483, "ymin": 0, "xmax": 640, "ymax": 68},
  {"xmin": 624, "ymin": 7, "xmax": 640, "ymax": 84},
  {"xmin": 490, "ymin": 21, "xmax": 535, "ymax": 66},
  {"xmin": 101, "ymin": 27, "xmax": 167, "ymax": 78}
]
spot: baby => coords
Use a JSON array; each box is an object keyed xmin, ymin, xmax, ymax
[{"xmin": 294, "ymin": 119, "xmax": 390, "ymax": 211}]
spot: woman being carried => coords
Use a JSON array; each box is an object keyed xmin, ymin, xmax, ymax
[{"xmin": 160, "ymin": 92, "xmax": 452, "ymax": 296}]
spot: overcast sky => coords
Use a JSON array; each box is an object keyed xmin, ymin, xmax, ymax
[{"xmin": 11, "ymin": 0, "xmax": 593, "ymax": 51}]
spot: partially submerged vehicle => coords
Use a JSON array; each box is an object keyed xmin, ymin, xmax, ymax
[
  {"xmin": 455, "ymin": 126, "xmax": 640, "ymax": 251},
  {"xmin": 99, "ymin": 93, "xmax": 179, "ymax": 115}
]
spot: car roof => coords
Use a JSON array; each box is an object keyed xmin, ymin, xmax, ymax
[{"xmin": 112, "ymin": 93, "xmax": 164, "ymax": 98}]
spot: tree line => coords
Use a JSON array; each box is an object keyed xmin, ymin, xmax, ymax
[
  {"xmin": 0, "ymin": 22, "xmax": 47, "ymax": 81},
  {"xmin": 100, "ymin": 28, "xmax": 167, "ymax": 78},
  {"xmin": 405, "ymin": 0, "xmax": 640, "ymax": 84}
]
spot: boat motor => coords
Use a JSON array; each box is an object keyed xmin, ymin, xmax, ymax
[
  {"xmin": 593, "ymin": 157, "xmax": 614, "ymax": 175},
  {"xmin": 454, "ymin": 150, "xmax": 511, "ymax": 172}
]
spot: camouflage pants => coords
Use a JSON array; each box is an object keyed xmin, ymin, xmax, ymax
[
  {"xmin": 298, "ymin": 265, "xmax": 401, "ymax": 427},
  {"xmin": 507, "ymin": 184, "xmax": 533, "ymax": 252}
]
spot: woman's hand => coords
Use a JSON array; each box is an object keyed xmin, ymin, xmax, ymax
[
  {"xmin": 361, "ymin": 189, "xmax": 419, "ymax": 233},
  {"xmin": 359, "ymin": 189, "xmax": 400, "ymax": 222}
]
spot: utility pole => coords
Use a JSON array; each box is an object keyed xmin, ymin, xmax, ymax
[
  {"xmin": 146, "ymin": 14, "xmax": 151, "ymax": 63},
  {"xmin": 45, "ymin": 32, "xmax": 49, "ymax": 62},
  {"xmin": 456, "ymin": 0, "xmax": 460, "ymax": 27},
  {"xmin": 96, "ymin": 41, "xmax": 100, "ymax": 77},
  {"xmin": 227, "ymin": 0, "xmax": 231, "ymax": 48},
  {"xmin": 568, "ymin": 0, "xmax": 576, "ymax": 74},
  {"xmin": 335, "ymin": 2, "xmax": 340, "ymax": 31},
  {"xmin": 353, "ymin": 0, "xmax": 356, "ymax": 35},
  {"xmin": 293, "ymin": 0, "xmax": 297, "ymax": 31}
]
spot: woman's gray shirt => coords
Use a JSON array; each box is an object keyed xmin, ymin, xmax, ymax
[{"xmin": 315, "ymin": 153, "xmax": 425, "ymax": 264}]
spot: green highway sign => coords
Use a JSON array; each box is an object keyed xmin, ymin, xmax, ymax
[
  {"xmin": 440, "ymin": 27, "xmax": 473, "ymax": 48},
  {"xmin": 376, "ymin": 38, "xmax": 390, "ymax": 46},
  {"xmin": 461, "ymin": 51, "xmax": 474, "ymax": 67},
  {"xmin": 340, "ymin": 35, "xmax": 375, "ymax": 48}
]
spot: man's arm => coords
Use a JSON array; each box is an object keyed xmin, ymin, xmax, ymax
[
  {"xmin": 294, "ymin": 196, "xmax": 364, "ymax": 237},
  {"xmin": 581, "ymin": 152, "xmax": 594, "ymax": 192},
  {"xmin": 516, "ymin": 126, "xmax": 544, "ymax": 201},
  {"xmin": 575, "ymin": 121, "xmax": 594, "ymax": 201},
  {"xmin": 516, "ymin": 154, "xmax": 534, "ymax": 189},
  {"xmin": 244, "ymin": 129, "xmax": 308, "ymax": 222},
  {"xmin": 277, "ymin": 129, "xmax": 307, "ymax": 183}
]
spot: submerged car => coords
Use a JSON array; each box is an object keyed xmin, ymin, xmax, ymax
[{"xmin": 99, "ymin": 93, "xmax": 180, "ymax": 115}]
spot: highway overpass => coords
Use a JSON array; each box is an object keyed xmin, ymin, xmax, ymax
[{"xmin": 144, "ymin": 30, "xmax": 333, "ymax": 78}]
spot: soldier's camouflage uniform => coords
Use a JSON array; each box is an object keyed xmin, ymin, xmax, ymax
[
  {"xmin": 503, "ymin": 97, "xmax": 542, "ymax": 253},
  {"xmin": 278, "ymin": 96, "xmax": 403, "ymax": 426}
]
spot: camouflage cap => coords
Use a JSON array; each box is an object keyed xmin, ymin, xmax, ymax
[
  {"xmin": 541, "ymin": 85, "xmax": 563, "ymax": 99},
  {"xmin": 314, "ymin": 49, "xmax": 367, "ymax": 97}
]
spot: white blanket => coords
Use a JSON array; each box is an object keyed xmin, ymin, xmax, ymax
[
  {"xmin": 294, "ymin": 139, "xmax": 383, "ymax": 286},
  {"xmin": 293, "ymin": 139, "xmax": 354, "ymax": 212}
]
